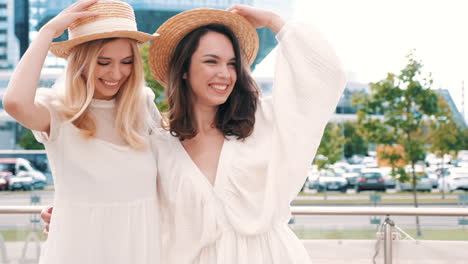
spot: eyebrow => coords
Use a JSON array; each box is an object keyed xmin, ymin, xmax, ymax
[
  {"xmin": 202, "ymin": 54, "xmax": 236, "ymax": 61},
  {"xmin": 98, "ymin": 55, "xmax": 134, "ymax": 60}
]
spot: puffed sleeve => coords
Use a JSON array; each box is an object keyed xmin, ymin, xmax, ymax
[
  {"xmin": 144, "ymin": 87, "xmax": 163, "ymax": 132},
  {"xmin": 264, "ymin": 21, "xmax": 347, "ymax": 202},
  {"xmin": 31, "ymin": 88, "xmax": 63, "ymax": 144}
]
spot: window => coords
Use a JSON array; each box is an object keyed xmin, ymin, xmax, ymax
[{"xmin": 0, "ymin": 17, "xmax": 6, "ymax": 22}]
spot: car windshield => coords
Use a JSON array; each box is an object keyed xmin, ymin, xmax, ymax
[{"xmin": 362, "ymin": 172, "xmax": 381, "ymax": 178}]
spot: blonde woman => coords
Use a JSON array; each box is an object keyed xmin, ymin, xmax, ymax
[{"xmin": 3, "ymin": 0, "xmax": 160, "ymax": 263}]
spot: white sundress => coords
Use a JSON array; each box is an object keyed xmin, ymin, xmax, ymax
[
  {"xmin": 151, "ymin": 21, "xmax": 347, "ymax": 264},
  {"xmin": 34, "ymin": 88, "xmax": 161, "ymax": 264}
]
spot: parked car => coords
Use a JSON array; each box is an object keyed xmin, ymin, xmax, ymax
[
  {"xmin": 362, "ymin": 156, "xmax": 377, "ymax": 168},
  {"xmin": 0, "ymin": 158, "xmax": 47, "ymax": 190},
  {"xmin": 0, "ymin": 172, "xmax": 12, "ymax": 190},
  {"xmin": 0, "ymin": 163, "xmax": 15, "ymax": 190},
  {"xmin": 9, "ymin": 174, "xmax": 34, "ymax": 191},
  {"xmin": 376, "ymin": 167, "xmax": 396, "ymax": 189},
  {"xmin": 343, "ymin": 164, "xmax": 365, "ymax": 187},
  {"xmin": 348, "ymin": 154, "xmax": 364, "ymax": 164},
  {"xmin": 306, "ymin": 165, "xmax": 319, "ymax": 190},
  {"xmin": 396, "ymin": 173, "xmax": 432, "ymax": 192},
  {"xmin": 316, "ymin": 170, "xmax": 348, "ymax": 193},
  {"xmin": 427, "ymin": 171, "xmax": 439, "ymax": 188},
  {"xmin": 438, "ymin": 167, "xmax": 468, "ymax": 192},
  {"xmin": 355, "ymin": 169, "xmax": 386, "ymax": 193}
]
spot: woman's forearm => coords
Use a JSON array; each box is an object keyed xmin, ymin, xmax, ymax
[{"xmin": 2, "ymin": 27, "xmax": 56, "ymax": 130}]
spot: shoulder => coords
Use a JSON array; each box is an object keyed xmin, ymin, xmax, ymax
[
  {"xmin": 36, "ymin": 88, "xmax": 59, "ymax": 102},
  {"xmin": 144, "ymin": 87, "xmax": 156, "ymax": 101}
]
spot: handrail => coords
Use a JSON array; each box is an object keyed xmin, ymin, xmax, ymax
[
  {"xmin": 0, "ymin": 206, "xmax": 43, "ymax": 214},
  {"xmin": 291, "ymin": 206, "xmax": 468, "ymax": 217},
  {"xmin": 0, "ymin": 205, "xmax": 467, "ymax": 216}
]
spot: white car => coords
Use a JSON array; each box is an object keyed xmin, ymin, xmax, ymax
[
  {"xmin": 396, "ymin": 173, "xmax": 432, "ymax": 192},
  {"xmin": 0, "ymin": 158, "xmax": 47, "ymax": 190},
  {"xmin": 379, "ymin": 167, "xmax": 397, "ymax": 189},
  {"xmin": 438, "ymin": 167, "xmax": 468, "ymax": 192},
  {"xmin": 344, "ymin": 165, "xmax": 365, "ymax": 187},
  {"xmin": 316, "ymin": 170, "xmax": 348, "ymax": 193}
]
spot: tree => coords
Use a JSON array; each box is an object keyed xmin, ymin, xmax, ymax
[
  {"xmin": 429, "ymin": 96, "xmax": 464, "ymax": 198},
  {"xmin": 140, "ymin": 43, "xmax": 168, "ymax": 112},
  {"xmin": 19, "ymin": 130, "xmax": 44, "ymax": 150},
  {"xmin": 355, "ymin": 51, "xmax": 438, "ymax": 237},
  {"xmin": 343, "ymin": 121, "xmax": 368, "ymax": 159},
  {"xmin": 462, "ymin": 127, "xmax": 468, "ymax": 150},
  {"xmin": 315, "ymin": 123, "xmax": 346, "ymax": 170}
]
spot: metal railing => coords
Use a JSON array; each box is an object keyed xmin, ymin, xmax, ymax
[
  {"xmin": 290, "ymin": 206, "xmax": 468, "ymax": 264},
  {"xmin": 290, "ymin": 206, "xmax": 468, "ymax": 217},
  {"xmin": 1, "ymin": 205, "xmax": 468, "ymax": 264}
]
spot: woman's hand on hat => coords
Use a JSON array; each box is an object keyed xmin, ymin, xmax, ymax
[
  {"xmin": 41, "ymin": 0, "xmax": 100, "ymax": 39},
  {"xmin": 227, "ymin": 5, "xmax": 285, "ymax": 33}
]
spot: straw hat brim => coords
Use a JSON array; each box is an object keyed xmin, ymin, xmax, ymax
[
  {"xmin": 50, "ymin": 31, "xmax": 159, "ymax": 58},
  {"xmin": 149, "ymin": 8, "xmax": 259, "ymax": 87}
]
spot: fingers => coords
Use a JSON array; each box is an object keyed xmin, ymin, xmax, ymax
[
  {"xmin": 41, "ymin": 206, "xmax": 52, "ymax": 236},
  {"xmin": 70, "ymin": 0, "xmax": 99, "ymax": 12},
  {"xmin": 227, "ymin": 4, "xmax": 250, "ymax": 15},
  {"xmin": 227, "ymin": 4, "xmax": 250, "ymax": 11},
  {"xmin": 43, "ymin": 223, "xmax": 50, "ymax": 236},
  {"xmin": 70, "ymin": 11, "xmax": 100, "ymax": 20},
  {"xmin": 41, "ymin": 206, "xmax": 53, "ymax": 224}
]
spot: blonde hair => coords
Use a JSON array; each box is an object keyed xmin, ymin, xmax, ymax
[{"xmin": 55, "ymin": 38, "xmax": 149, "ymax": 150}]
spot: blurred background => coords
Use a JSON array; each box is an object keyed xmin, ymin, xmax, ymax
[{"xmin": 0, "ymin": 0, "xmax": 467, "ymax": 263}]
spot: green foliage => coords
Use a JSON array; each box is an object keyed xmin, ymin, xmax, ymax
[
  {"xmin": 429, "ymin": 96, "xmax": 464, "ymax": 158},
  {"xmin": 19, "ymin": 130, "xmax": 44, "ymax": 150},
  {"xmin": 315, "ymin": 123, "xmax": 345, "ymax": 170},
  {"xmin": 463, "ymin": 128, "xmax": 468, "ymax": 150},
  {"xmin": 343, "ymin": 121, "xmax": 368, "ymax": 158},
  {"xmin": 140, "ymin": 43, "xmax": 168, "ymax": 112},
  {"xmin": 356, "ymin": 51, "xmax": 438, "ymax": 171},
  {"xmin": 354, "ymin": 53, "xmax": 439, "ymax": 150},
  {"xmin": 355, "ymin": 50, "xmax": 438, "ymax": 218}
]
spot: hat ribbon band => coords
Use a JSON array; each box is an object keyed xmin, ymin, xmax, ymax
[{"xmin": 69, "ymin": 17, "xmax": 138, "ymax": 39}]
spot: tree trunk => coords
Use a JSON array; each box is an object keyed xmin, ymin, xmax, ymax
[
  {"xmin": 441, "ymin": 155, "xmax": 445, "ymax": 199},
  {"xmin": 412, "ymin": 161, "xmax": 422, "ymax": 237}
]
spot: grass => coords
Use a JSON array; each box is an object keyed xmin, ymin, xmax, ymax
[
  {"xmin": 1, "ymin": 228, "xmax": 466, "ymax": 242},
  {"xmin": 291, "ymin": 227, "xmax": 468, "ymax": 241},
  {"xmin": 0, "ymin": 229, "xmax": 47, "ymax": 242}
]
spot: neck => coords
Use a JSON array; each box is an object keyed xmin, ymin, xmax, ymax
[{"xmin": 193, "ymin": 103, "xmax": 218, "ymax": 134}]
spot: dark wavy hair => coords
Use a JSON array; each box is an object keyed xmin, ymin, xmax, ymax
[{"xmin": 166, "ymin": 24, "xmax": 260, "ymax": 141}]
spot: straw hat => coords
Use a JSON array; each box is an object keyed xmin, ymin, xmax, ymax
[
  {"xmin": 149, "ymin": 8, "xmax": 259, "ymax": 87},
  {"xmin": 50, "ymin": 0, "xmax": 158, "ymax": 58}
]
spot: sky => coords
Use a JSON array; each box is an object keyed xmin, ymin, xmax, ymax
[{"xmin": 253, "ymin": 0, "xmax": 468, "ymax": 122}]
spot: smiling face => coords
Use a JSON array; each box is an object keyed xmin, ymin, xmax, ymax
[
  {"xmin": 185, "ymin": 31, "xmax": 237, "ymax": 108},
  {"xmin": 92, "ymin": 38, "xmax": 134, "ymax": 100}
]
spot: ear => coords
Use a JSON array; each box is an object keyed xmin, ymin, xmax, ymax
[{"xmin": 182, "ymin": 72, "xmax": 187, "ymax": 79}]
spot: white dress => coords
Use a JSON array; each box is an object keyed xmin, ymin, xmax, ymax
[
  {"xmin": 151, "ymin": 21, "xmax": 347, "ymax": 264},
  {"xmin": 33, "ymin": 88, "xmax": 160, "ymax": 264}
]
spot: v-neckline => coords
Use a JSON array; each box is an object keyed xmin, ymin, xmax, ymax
[{"xmin": 176, "ymin": 137, "xmax": 228, "ymax": 189}]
